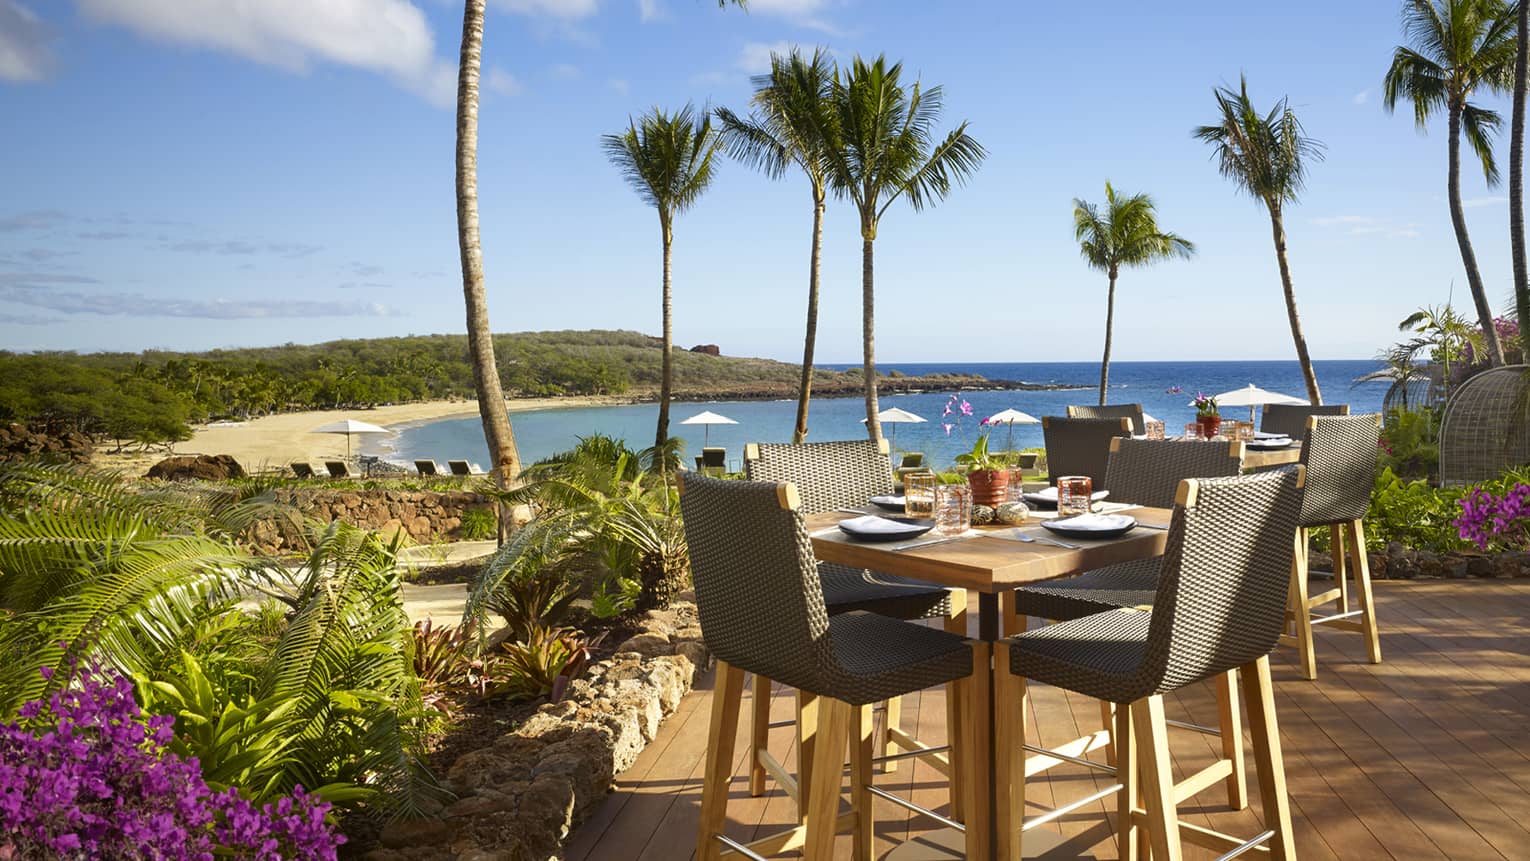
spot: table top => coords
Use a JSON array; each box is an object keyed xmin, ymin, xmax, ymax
[{"xmin": 806, "ymin": 508, "xmax": 1173, "ymax": 594}]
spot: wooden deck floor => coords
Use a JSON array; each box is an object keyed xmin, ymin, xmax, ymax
[{"xmin": 565, "ymin": 580, "xmax": 1530, "ymax": 860}]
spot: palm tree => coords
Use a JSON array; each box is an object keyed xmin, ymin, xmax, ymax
[
  {"xmin": 602, "ymin": 105, "xmax": 722, "ymax": 460},
  {"xmin": 1384, "ymin": 0, "xmax": 1516, "ymax": 366},
  {"xmin": 1072, "ymin": 182, "xmax": 1195, "ymax": 406},
  {"xmin": 1194, "ymin": 76, "xmax": 1326, "ymax": 404},
  {"xmin": 716, "ymin": 48, "xmax": 838, "ymax": 443},
  {"xmin": 1514, "ymin": 0, "xmax": 1530, "ymax": 338},
  {"xmin": 454, "ymin": 0, "xmax": 521, "ymax": 498},
  {"xmin": 819, "ymin": 55, "xmax": 986, "ymax": 440}
]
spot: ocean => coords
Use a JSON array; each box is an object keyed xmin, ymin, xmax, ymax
[{"xmin": 373, "ymin": 360, "xmax": 1387, "ymax": 471}]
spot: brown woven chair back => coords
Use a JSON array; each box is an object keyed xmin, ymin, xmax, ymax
[
  {"xmin": 1297, "ymin": 414, "xmax": 1381, "ymax": 527},
  {"xmin": 1260, "ymin": 403, "xmax": 1349, "ymax": 439},
  {"xmin": 1103, "ymin": 438, "xmax": 1245, "ymax": 509},
  {"xmin": 1042, "ymin": 416, "xmax": 1133, "ymax": 488},
  {"xmin": 1142, "ymin": 467, "xmax": 1305, "ymax": 694},
  {"xmin": 677, "ymin": 474, "xmax": 833, "ymax": 691},
  {"xmin": 1067, "ymin": 403, "xmax": 1146, "ymax": 435},
  {"xmin": 744, "ymin": 440, "xmax": 894, "ymax": 515}
]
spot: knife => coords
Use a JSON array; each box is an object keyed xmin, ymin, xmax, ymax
[{"xmin": 892, "ymin": 534, "xmax": 969, "ymax": 552}]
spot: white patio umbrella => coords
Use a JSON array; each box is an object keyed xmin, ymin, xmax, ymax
[
  {"xmin": 679, "ymin": 410, "xmax": 738, "ymax": 447},
  {"xmin": 859, "ymin": 406, "xmax": 926, "ymax": 447},
  {"xmin": 1200, "ymin": 384, "xmax": 1309, "ymax": 423},
  {"xmin": 309, "ymin": 419, "xmax": 390, "ymax": 462},
  {"xmin": 984, "ymin": 408, "xmax": 1040, "ymax": 451}
]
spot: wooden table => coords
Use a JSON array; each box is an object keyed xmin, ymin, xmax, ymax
[
  {"xmin": 1243, "ymin": 442, "xmax": 1302, "ymax": 470},
  {"xmin": 807, "ymin": 509, "xmax": 1175, "ymax": 860}
]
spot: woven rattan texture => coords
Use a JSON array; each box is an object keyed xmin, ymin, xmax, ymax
[
  {"xmin": 1260, "ymin": 403, "xmax": 1350, "ymax": 439},
  {"xmin": 1043, "ymin": 417, "xmax": 1133, "ymax": 488},
  {"xmin": 1298, "ymin": 414, "xmax": 1381, "ymax": 527},
  {"xmin": 1067, "ymin": 403, "xmax": 1146, "ymax": 435},
  {"xmin": 1438, "ymin": 365, "xmax": 1530, "ymax": 487},
  {"xmin": 1104, "ymin": 438, "xmax": 1244, "ymax": 508},
  {"xmin": 745, "ymin": 440, "xmax": 894, "ymax": 514}
]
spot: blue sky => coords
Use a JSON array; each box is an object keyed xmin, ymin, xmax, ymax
[{"xmin": 0, "ymin": 0, "xmax": 1519, "ymax": 363}]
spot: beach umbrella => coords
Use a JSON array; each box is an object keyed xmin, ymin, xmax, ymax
[
  {"xmin": 1199, "ymin": 384, "xmax": 1309, "ymax": 423},
  {"xmin": 859, "ymin": 406, "xmax": 926, "ymax": 447},
  {"xmin": 984, "ymin": 408, "xmax": 1040, "ymax": 451},
  {"xmin": 309, "ymin": 418, "xmax": 390, "ymax": 462},
  {"xmin": 679, "ymin": 410, "xmax": 738, "ymax": 447}
]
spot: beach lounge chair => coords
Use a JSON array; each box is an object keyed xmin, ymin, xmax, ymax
[
  {"xmin": 693, "ymin": 447, "xmax": 727, "ymax": 475},
  {"xmin": 448, "ymin": 460, "xmax": 486, "ymax": 477},
  {"xmin": 325, "ymin": 461, "xmax": 359, "ymax": 479},
  {"xmin": 289, "ymin": 462, "xmax": 317, "ymax": 479},
  {"xmin": 894, "ymin": 452, "xmax": 926, "ymax": 489},
  {"xmin": 415, "ymin": 459, "xmax": 443, "ymax": 477}
]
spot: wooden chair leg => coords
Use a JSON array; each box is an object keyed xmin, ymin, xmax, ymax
[
  {"xmin": 804, "ymin": 699, "xmax": 851, "ymax": 860},
  {"xmin": 1099, "ymin": 699, "xmax": 1117, "ymax": 768},
  {"xmin": 697, "ymin": 661, "xmax": 746, "ymax": 861},
  {"xmin": 1131, "ymin": 695, "xmax": 1185, "ymax": 861},
  {"xmin": 945, "ymin": 592, "xmax": 968, "ymax": 821},
  {"xmin": 1331, "ymin": 522, "xmax": 1351, "ymax": 614},
  {"xmin": 796, "ymin": 691, "xmax": 818, "ymax": 825},
  {"xmin": 965, "ymin": 643, "xmax": 995, "ymax": 861},
  {"xmin": 1000, "ymin": 589, "xmax": 1027, "ymax": 636},
  {"xmin": 1349, "ymin": 519, "xmax": 1383, "ymax": 664},
  {"xmin": 881, "ymin": 696, "xmax": 902, "ymax": 773},
  {"xmin": 1288, "ymin": 527, "xmax": 1318, "ymax": 680},
  {"xmin": 850, "ymin": 704, "xmax": 875, "ymax": 861},
  {"xmin": 1115, "ymin": 699, "xmax": 1139, "ymax": 861},
  {"xmin": 749, "ymin": 674, "xmax": 771, "ymax": 797},
  {"xmin": 1241, "ymin": 655, "xmax": 1297, "ymax": 861},
  {"xmin": 1214, "ymin": 670, "xmax": 1248, "ymax": 810},
  {"xmin": 991, "ymin": 644, "xmax": 1019, "ymax": 861}
]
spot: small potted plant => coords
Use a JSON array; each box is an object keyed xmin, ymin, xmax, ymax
[
  {"xmin": 955, "ymin": 433, "xmax": 1009, "ymax": 506},
  {"xmin": 1193, "ymin": 391, "xmax": 1221, "ymax": 439}
]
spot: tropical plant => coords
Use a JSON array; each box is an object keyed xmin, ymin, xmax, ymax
[
  {"xmin": 1512, "ymin": 0, "xmax": 1529, "ymax": 332},
  {"xmin": 819, "ymin": 55, "xmax": 986, "ymax": 440},
  {"xmin": 717, "ymin": 47, "xmax": 839, "ymax": 443},
  {"xmin": 1195, "ymin": 75, "xmax": 1326, "ymax": 404},
  {"xmin": 457, "ymin": 506, "xmax": 497, "ymax": 540},
  {"xmin": 411, "ymin": 619, "xmax": 486, "ymax": 720},
  {"xmin": 603, "ymin": 105, "xmax": 723, "ymax": 462},
  {"xmin": 1378, "ymin": 406, "xmax": 1441, "ymax": 479},
  {"xmin": 490, "ymin": 625, "xmax": 595, "ymax": 704},
  {"xmin": 1399, "ymin": 302, "xmax": 1476, "ymax": 397},
  {"xmin": 1456, "ymin": 480, "xmax": 1530, "ymax": 549},
  {"xmin": 1191, "ymin": 392, "xmax": 1220, "ymax": 417},
  {"xmin": 1072, "ymin": 182, "xmax": 1195, "ymax": 405},
  {"xmin": 1384, "ymin": 0, "xmax": 1518, "ymax": 366},
  {"xmin": 954, "ymin": 433, "xmax": 1005, "ymax": 472},
  {"xmin": 453, "ymin": 0, "xmax": 521, "ymax": 508}
]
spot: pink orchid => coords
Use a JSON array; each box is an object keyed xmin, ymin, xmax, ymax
[
  {"xmin": 943, "ymin": 423, "xmax": 954, "ymax": 436},
  {"xmin": 960, "ymin": 400, "xmax": 973, "ymax": 416}
]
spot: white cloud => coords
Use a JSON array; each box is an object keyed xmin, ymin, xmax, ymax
[
  {"xmin": 485, "ymin": 67, "xmax": 522, "ymax": 96},
  {"xmin": 0, "ymin": 1, "xmax": 51, "ymax": 82},
  {"xmin": 76, "ymin": 0, "xmax": 459, "ymax": 106},
  {"xmin": 1311, "ymin": 214, "xmax": 1374, "ymax": 227},
  {"xmin": 0, "ymin": 283, "xmax": 396, "ymax": 319},
  {"xmin": 637, "ymin": 0, "xmax": 661, "ymax": 21},
  {"xmin": 496, "ymin": 0, "xmax": 599, "ymax": 18},
  {"xmin": 1352, "ymin": 89, "xmax": 1369, "ymax": 105},
  {"xmin": 738, "ymin": 40, "xmax": 792, "ymax": 73},
  {"xmin": 1463, "ymin": 196, "xmax": 1508, "ymax": 208},
  {"xmin": 548, "ymin": 62, "xmax": 580, "ymax": 79},
  {"xmin": 747, "ymin": 0, "xmax": 836, "ymax": 31},
  {"xmin": 1311, "ymin": 214, "xmax": 1419, "ymax": 238}
]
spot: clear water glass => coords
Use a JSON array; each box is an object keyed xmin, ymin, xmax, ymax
[
  {"xmin": 1005, "ymin": 466, "xmax": 1028, "ymax": 503},
  {"xmin": 1057, "ymin": 475, "xmax": 1094, "ymax": 517},
  {"xmin": 904, "ymin": 472, "xmax": 937, "ymax": 519},
  {"xmin": 1145, "ymin": 420, "xmax": 1165, "ymax": 440},
  {"xmin": 1183, "ymin": 422, "xmax": 1200, "ymax": 439},
  {"xmin": 933, "ymin": 483, "xmax": 972, "ymax": 536}
]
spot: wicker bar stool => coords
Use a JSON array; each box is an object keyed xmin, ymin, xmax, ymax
[
  {"xmin": 1067, "ymin": 402, "xmax": 1147, "ymax": 435},
  {"xmin": 1041, "ymin": 416, "xmax": 1134, "ymax": 488},
  {"xmin": 1260, "ymin": 403, "xmax": 1350, "ymax": 439},
  {"xmin": 996, "ymin": 467, "xmax": 1304, "ymax": 861},
  {"xmin": 678, "ymin": 474, "xmax": 980, "ymax": 860},
  {"xmin": 1003, "ymin": 438, "xmax": 1251, "ymax": 809},
  {"xmin": 744, "ymin": 439, "xmax": 966, "ymax": 794},
  {"xmin": 1283, "ymin": 413, "xmax": 1383, "ymax": 680}
]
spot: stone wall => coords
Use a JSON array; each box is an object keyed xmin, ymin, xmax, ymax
[
  {"xmin": 368, "ymin": 600, "xmax": 709, "ymax": 861},
  {"xmin": 1311, "ymin": 542, "xmax": 1530, "ymax": 580},
  {"xmin": 0, "ymin": 423, "xmax": 92, "ymax": 464},
  {"xmin": 247, "ymin": 488, "xmax": 493, "ymax": 553}
]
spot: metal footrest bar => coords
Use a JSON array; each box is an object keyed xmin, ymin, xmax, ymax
[
  {"xmin": 1310, "ymin": 609, "xmax": 1364, "ymax": 626},
  {"xmin": 871, "ymin": 744, "xmax": 950, "ymax": 765},
  {"xmin": 1215, "ymin": 830, "xmax": 1275, "ymax": 860},
  {"xmin": 1023, "ymin": 743, "xmax": 1116, "ymax": 775},
  {"xmin": 766, "ymin": 719, "xmax": 794, "ymax": 729},
  {"xmin": 715, "ymin": 835, "xmax": 770, "ymax": 861},
  {"xmin": 865, "ymin": 786, "xmax": 965, "ymax": 832},
  {"xmin": 1165, "ymin": 718, "xmax": 1222, "ymax": 736},
  {"xmin": 1021, "ymin": 784, "xmax": 1124, "ymax": 831}
]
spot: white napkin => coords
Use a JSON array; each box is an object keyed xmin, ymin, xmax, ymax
[
  {"xmin": 1047, "ymin": 513, "xmax": 1135, "ymax": 531},
  {"xmin": 837, "ymin": 515, "xmax": 922, "ymax": 535},
  {"xmin": 1024, "ymin": 487, "xmax": 1110, "ymax": 503}
]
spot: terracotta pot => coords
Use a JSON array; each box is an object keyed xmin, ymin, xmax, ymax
[
  {"xmin": 966, "ymin": 468, "xmax": 1009, "ymax": 507},
  {"xmin": 1197, "ymin": 415, "xmax": 1222, "ymax": 439}
]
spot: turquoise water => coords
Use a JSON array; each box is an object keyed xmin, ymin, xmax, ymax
[{"xmin": 375, "ymin": 360, "xmax": 1387, "ymax": 470}]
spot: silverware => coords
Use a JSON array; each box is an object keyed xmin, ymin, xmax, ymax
[
  {"xmin": 1136, "ymin": 522, "xmax": 1171, "ymax": 530},
  {"xmin": 1011, "ymin": 533, "xmax": 1080, "ymax": 550},
  {"xmin": 891, "ymin": 534, "xmax": 968, "ymax": 552},
  {"xmin": 835, "ymin": 507, "xmax": 873, "ymax": 515}
]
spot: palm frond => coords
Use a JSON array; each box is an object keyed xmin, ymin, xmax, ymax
[{"xmin": 1461, "ymin": 100, "xmax": 1504, "ymax": 183}]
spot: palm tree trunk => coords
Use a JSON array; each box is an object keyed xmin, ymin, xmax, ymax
[
  {"xmin": 1267, "ymin": 205, "xmax": 1323, "ymax": 405},
  {"xmin": 861, "ymin": 225, "xmax": 882, "ymax": 442},
  {"xmin": 793, "ymin": 193, "xmax": 826, "ymax": 443},
  {"xmin": 656, "ymin": 220, "xmax": 674, "ymax": 463},
  {"xmin": 1514, "ymin": 0, "xmax": 1530, "ymax": 352},
  {"xmin": 455, "ymin": 0, "xmax": 521, "ymax": 494},
  {"xmin": 1098, "ymin": 269, "xmax": 1117, "ymax": 406},
  {"xmin": 1447, "ymin": 101, "xmax": 1507, "ymax": 366}
]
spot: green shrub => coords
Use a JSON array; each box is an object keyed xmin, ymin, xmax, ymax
[
  {"xmin": 1378, "ymin": 407, "xmax": 1439, "ymax": 480},
  {"xmin": 458, "ymin": 507, "xmax": 497, "ymax": 540}
]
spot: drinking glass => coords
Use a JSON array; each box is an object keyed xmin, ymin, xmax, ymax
[
  {"xmin": 1057, "ymin": 475, "xmax": 1094, "ymax": 517},
  {"xmin": 1235, "ymin": 421, "xmax": 1255, "ymax": 442},
  {"xmin": 1145, "ymin": 420, "xmax": 1165, "ymax": 440},
  {"xmin": 1183, "ymin": 422, "xmax": 1200, "ymax": 439},
  {"xmin": 1005, "ymin": 466, "xmax": 1029, "ymax": 503},
  {"xmin": 933, "ymin": 483, "xmax": 972, "ymax": 536},
  {"xmin": 904, "ymin": 472, "xmax": 937, "ymax": 519}
]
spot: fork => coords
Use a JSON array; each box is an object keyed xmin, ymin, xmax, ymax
[{"xmin": 1011, "ymin": 533, "xmax": 1080, "ymax": 550}]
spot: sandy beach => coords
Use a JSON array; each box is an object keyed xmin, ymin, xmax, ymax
[{"xmin": 92, "ymin": 395, "xmax": 634, "ymax": 475}]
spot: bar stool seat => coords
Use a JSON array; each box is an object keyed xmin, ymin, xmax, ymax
[
  {"xmin": 818, "ymin": 562, "xmax": 952, "ymax": 619},
  {"xmin": 1009, "ymin": 557, "xmax": 1158, "ymax": 624}
]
